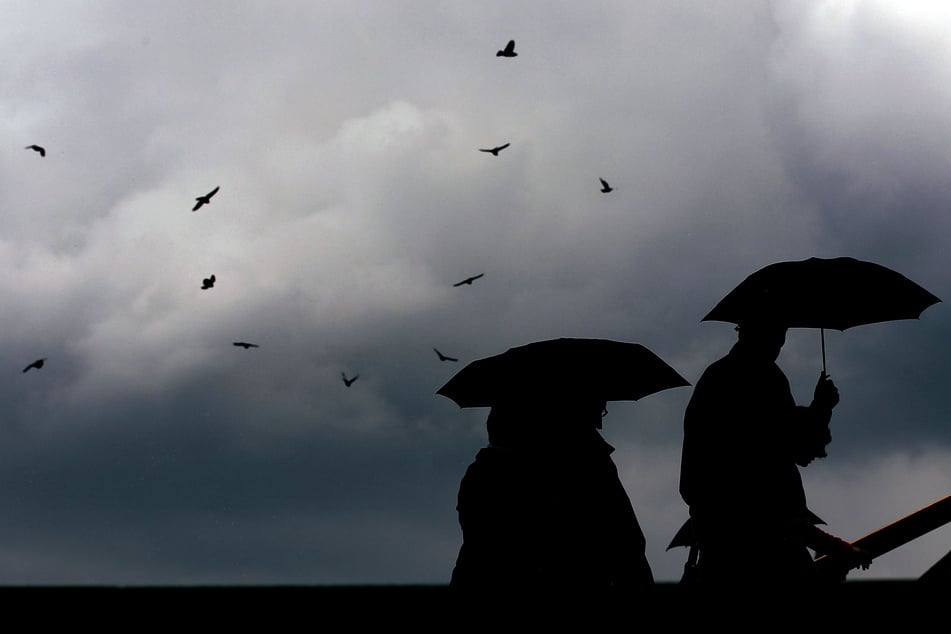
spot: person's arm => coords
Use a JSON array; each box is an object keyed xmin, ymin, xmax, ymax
[
  {"xmin": 801, "ymin": 522, "xmax": 872, "ymax": 580},
  {"xmin": 810, "ymin": 371, "xmax": 839, "ymax": 413},
  {"xmin": 790, "ymin": 372, "xmax": 839, "ymax": 465}
]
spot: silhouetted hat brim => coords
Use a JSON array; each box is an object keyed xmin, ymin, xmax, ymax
[
  {"xmin": 436, "ymin": 337, "xmax": 689, "ymax": 408},
  {"xmin": 703, "ymin": 257, "xmax": 940, "ymax": 331}
]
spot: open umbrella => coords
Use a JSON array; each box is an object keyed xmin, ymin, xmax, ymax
[
  {"xmin": 436, "ymin": 337, "xmax": 690, "ymax": 408},
  {"xmin": 702, "ymin": 257, "xmax": 941, "ymax": 371}
]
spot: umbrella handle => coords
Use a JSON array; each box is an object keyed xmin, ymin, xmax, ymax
[{"xmin": 820, "ymin": 328, "xmax": 826, "ymax": 375}]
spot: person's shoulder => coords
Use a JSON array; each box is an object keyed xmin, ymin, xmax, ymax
[
  {"xmin": 469, "ymin": 446, "xmax": 536, "ymax": 472},
  {"xmin": 693, "ymin": 353, "xmax": 736, "ymax": 384}
]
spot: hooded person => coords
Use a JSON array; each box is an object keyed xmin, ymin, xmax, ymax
[
  {"xmin": 448, "ymin": 390, "xmax": 654, "ymax": 594},
  {"xmin": 439, "ymin": 338, "xmax": 690, "ymax": 597}
]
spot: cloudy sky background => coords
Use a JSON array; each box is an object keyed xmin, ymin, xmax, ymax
[{"xmin": 1, "ymin": 0, "xmax": 949, "ymax": 585}]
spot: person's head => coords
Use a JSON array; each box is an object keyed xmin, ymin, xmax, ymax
[
  {"xmin": 735, "ymin": 320, "xmax": 787, "ymax": 362},
  {"xmin": 485, "ymin": 395, "xmax": 607, "ymax": 448}
]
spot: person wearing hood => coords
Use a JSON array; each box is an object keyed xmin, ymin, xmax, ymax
[{"xmin": 450, "ymin": 393, "xmax": 654, "ymax": 593}]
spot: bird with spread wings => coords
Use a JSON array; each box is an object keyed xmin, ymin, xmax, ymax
[
  {"xmin": 23, "ymin": 358, "xmax": 46, "ymax": 372},
  {"xmin": 192, "ymin": 186, "xmax": 220, "ymax": 211},
  {"xmin": 434, "ymin": 348, "xmax": 459, "ymax": 362},
  {"xmin": 479, "ymin": 143, "xmax": 510, "ymax": 156},
  {"xmin": 453, "ymin": 273, "xmax": 484, "ymax": 287},
  {"xmin": 496, "ymin": 40, "xmax": 517, "ymax": 57}
]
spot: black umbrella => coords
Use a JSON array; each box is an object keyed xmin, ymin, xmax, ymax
[
  {"xmin": 702, "ymin": 257, "xmax": 941, "ymax": 371},
  {"xmin": 436, "ymin": 337, "xmax": 690, "ymax": 408}
]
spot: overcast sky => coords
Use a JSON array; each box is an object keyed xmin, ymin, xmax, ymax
[{"xmin": 1, "ymin": 1, "xmax": 949, "ymax": 585}]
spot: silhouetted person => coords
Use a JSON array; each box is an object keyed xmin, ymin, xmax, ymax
[
  {"xmin": 450, "ymin": 396, "xmax": 654, "ymax": 595},
  {"xmin": 678, "ymin": 319, "xmax": 870, "ymax": 584},
  {"xmin": 25, "ymin": 144, "xmax": 45, "ymax": 157}
]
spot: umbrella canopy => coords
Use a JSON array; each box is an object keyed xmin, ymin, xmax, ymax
[
  {"xmin": 702, "ymin": 257, "xmax": 941, "ymax": 371},
  {"xmin": 436, "ymin": 337, "xmax": 690, "ymax": 409},
  {"xmin": 703, "ymin": 257, "xmax": 940, "ymax": 331}
]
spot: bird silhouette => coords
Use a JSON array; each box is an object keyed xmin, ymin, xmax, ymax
[
  {"xmin": 342, "ymin": 372, "xmax": 359, "ymax": 387},
  {"xmin": 496, "ymin": 40, "xmax": 517, "ymax": 57},
  {"xmin": 23, "ymin": 358, "xmax": 46, "ymax": 373},
  {"xmin": 453, "ymin": 273, "xmax": 484, "ymax": 287},
  {"xmin": 201, "ymin": 274, "xmax": 216, "ymax": 290},
  {"xmin": 479, "ymin": 143, "xmax": 510, "ymax": 156},
  {"xmin": 25, "ymin": 145, "xmax": 45, "ymax": 157},
  {"xmin": 599, "ymin": 178, "xmax": 614, "ymax": 193},
  {"xmin": 434, "ymin": 348, "xmax": 458, "ymax": 362},
  {"xmin": 233, "ymin": 342, "xmax": 259, "ymax": 349},
  {"xmin": 192, "ymin": 186, "xmax": 220, "ymax": 211}
]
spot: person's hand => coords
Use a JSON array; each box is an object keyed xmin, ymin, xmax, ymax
[
  {"xmin": 813, "ymin": 371, "xmax": 839, "ymax": 410},
  {"xmin": 817, "ymin": 542, "xmax": 872, "ymax": 583},
  {"xmin": 833, "ymin": 541, "xmax": 872, "ymax": 572},
  {"xmin": 852, "ymin": 546, "xmax": 873, "ymax": 571},
  {"xmin": 817, "ymin": 534, "xmax": 873, "ymax": 580}
]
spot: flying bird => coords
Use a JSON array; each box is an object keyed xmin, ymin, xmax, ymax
[
  {"xmin": 25, "ymin": 145, "xmax": 46, "ymax": 157},
  {"xmin": 453, "ymin": 273, "xmax": 484, "ymax": 287},
  {"xmin": 233, "ymin": 342, "xmax": 259, "ymax": 349},
  {"xmin": 599, "ymin": 178, "xmax": 614, "ymax": 193},
  {"xmin": 201, "ymin": 274, "xmax": 216, "ymax": 290},
  {"xmin": 342, "ymin": 372, "xmax": 359, "ymax": 387},
  {"xmin": 192, "ymin": 186, "xmax": 220, "ymax": 211},
  {"xmin": 479, "ymin": 143, "xmax": 510, "ymax": 156},
  {"xmin": 434, "ymin": 348, "xmax": 458, "ymax": 362},
  {"xmin": 496, "ymin": 40, "xmax": 517, "ymax": 57},
  {"xmin": 23, "ymin": 358, "xmax": 46, "ymax": 373}
]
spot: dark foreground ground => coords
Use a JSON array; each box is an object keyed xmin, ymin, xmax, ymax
[{"xmin": 0, "ymin": 581, "xmax": 943, "ymax": 626}]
